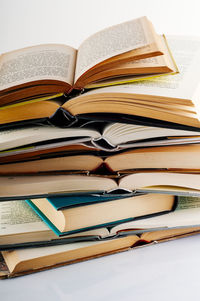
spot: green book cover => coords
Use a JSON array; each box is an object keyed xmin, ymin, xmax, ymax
[
  {"xmin": 47, "ymin": 194, "xmax": 128, "ymax": 210},
  {"xmin": 26, "ymin": 199, "xmax": 133, "ymax": 237}
]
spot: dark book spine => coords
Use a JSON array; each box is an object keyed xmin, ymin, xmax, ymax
[
  {"xmin": 49, "ymin": 107, "xmax": 78, "ymax": 127},
  {"xmin": 76, "ymin": 113, "xmax": 200, "ymax": 132}
]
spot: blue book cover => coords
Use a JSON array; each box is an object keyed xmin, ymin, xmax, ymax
[
  {"xmin": 47, "ymin": 194, "xmax": 129, "ymax": 210},
  {"xmin": 26, "ymin": 199, "xmax": 133, "ymax": 237}
]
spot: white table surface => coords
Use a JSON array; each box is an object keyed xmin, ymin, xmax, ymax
[
  {"xmin": 2, "ymin": 235, "xmax": 200, "ymax": 301},
  {"xmin": 1, "ymin": 0, "xmax": 200, "ymax": 299}
]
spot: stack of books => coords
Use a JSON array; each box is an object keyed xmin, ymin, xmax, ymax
[{"xmin": 1, "ymin": 16, "xmax": 200, "ymax": 278}]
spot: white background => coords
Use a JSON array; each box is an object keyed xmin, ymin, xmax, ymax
[
  {"xmin": 1, "ymin": 0, "xmax": 200, "ymax": 53},
  {"xmin": 1, "ymin": 0, "xmax": 200, "ymax": 300}
]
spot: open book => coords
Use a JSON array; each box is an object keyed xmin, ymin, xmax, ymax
[
  {"xmin": 2, "ymin": 35, "xmax": 200, "ymax": 130},
  {"xmin": 0, "ymin": 17, "xmax": 176, "ymax": 107},
  {"xmin": 2, "ymin": 143, "xmax": 200, "ymax": 175},
  {"xmin": 0, "ymin": 200, "xmax": 114, "ymax": 250},
  {"xmin": 2, "ymin": 225, "xmax": 200, "ymax": 278},
  {"xmin": 2, "ymin": 172, "xmax": 200, "ymax": 200},
  {"xmin": 1, "ymin": 196, "xmax": 200, "ymax": 250},
  {"xmin": 0, "ymin": 122, "xmax": 200, "ymax": 155}
]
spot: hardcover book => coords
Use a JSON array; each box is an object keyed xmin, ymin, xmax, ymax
[
  {"xmin": 2, "ymin": 226, "xmax": 200, "ymax": 278},
  {"xmin": 2, "ymin": 143, "xmax": 200, "ymax": 175},
  {"xmin": 2, "ymin": 35, "xmax": 200, "ymax": 130},
  {"xmin": 26, "ymin": 193, "xmax": 175, "ymax": 235},
  {"xmin": 1, "ymin": 196, "xmax": 200, "ymax": 250},
  {"xmin": 0, "ymin": 122, "xmax": 200, "ymax": 160},
  {"xmin": 2, "ymin": 172, "xmax": 200, "ymax": 200},
  {"xmin": 0, "ymin": 17, "xmax": 176, "ymax": 107}
]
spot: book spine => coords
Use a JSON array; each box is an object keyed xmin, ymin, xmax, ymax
[
  {"xmin": 92, "ymin": 137, "xmax": 118, "ymax": 151},
  {"xmin": 50, "ymin": 107, "xmax": 78, "ymax": 127}
]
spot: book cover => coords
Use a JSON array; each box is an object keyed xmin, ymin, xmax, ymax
[{"xmin": 26, "ymin": 199, "xmax": 133, "ymax": 236}]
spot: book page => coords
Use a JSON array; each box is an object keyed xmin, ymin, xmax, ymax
[
  {"xmin": 0, "ymin": 200, "xmax": 48, "ymax": 237},
  {"xmin": 0, "ymin": 175, "xmax": 117, "ymax": 199},
  {"xmin": 0, "ymin": 44, "xmax": 77, "ymax": 91},
  {"xmin": 103, "ymin": 123, "xmax": 199, "ymax": 146},
  {"xmin": 82, "ymin": 35, "xmax": 200, "ymax": 102},
  {"xmin": 112, "ymin": 196, "xmax": 200, "ymax": 232},
  {"xmin": 10, "ymin": 240, "xmax": 107, "ymax": 261},
  {"xmin": 75, "ymin": 17, "xmax": 155, "ymax": 81},
  {"xmin": 120, "ymin": 172, "xmax": 200, "ymax": 192},
  {"xmin": 0, "ymin": 124, "xmax": 100, "ymax": 151},
  {"xmin": 141, "ymin": 226, "xmax": 200, "ymax": 242},
  {"xmin": 0, "ymin": 200, "xmax": 110, "ymax": 240},
  {"xmin": 2, "ymin": 235, "xmax": 138, "ymax": 264},
  {"xmin": 176, "ymin": 196, "xmax": 200, "ymax": 210}
]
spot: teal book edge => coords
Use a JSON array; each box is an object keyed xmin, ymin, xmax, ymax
[
  {"xmin": 25, "ymin": 199, "xmax": 134, "ymax": 237},
  {"xmin": 47, "ymin": 194, "xmax": 129, "ymax": 210}
]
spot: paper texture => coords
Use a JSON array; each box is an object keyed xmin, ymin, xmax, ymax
[
  {"xmin": 75, "ymin": 17, "xmax": 153, "ymax": 81},
  {"xmin": 0, "ymin": 125, "xmax": 99, "ymax": 151},
  {"xmin": 176, "ymin": 196, "xmax": 200, "ymax": 210},
  {"xmin": 112, "ymin": 196, "xmax": 200, "ymax": 231},
  {"xmin": 0, "ymin": 200, "xmax": 48, "ymax": 237},
  {"xmin": 82, "ymin": 36, "xmax": 200, "ymax": 101},
  {"xmin": 0, "ymin": 44, "xmax": 77, "ymax": 90}
]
